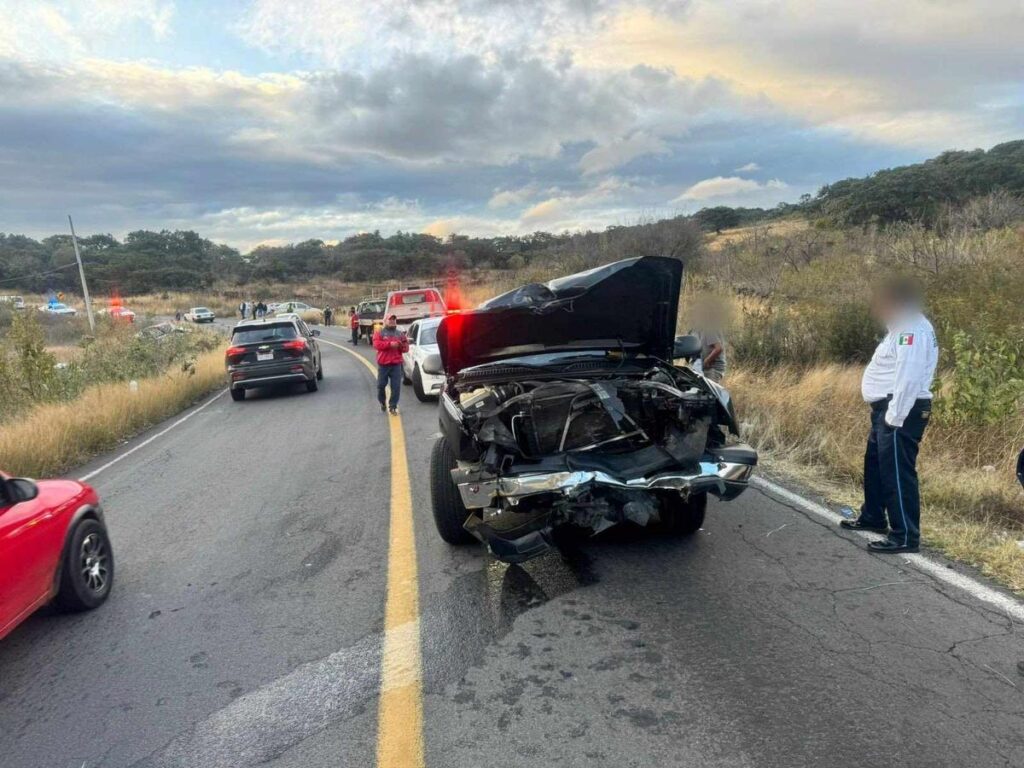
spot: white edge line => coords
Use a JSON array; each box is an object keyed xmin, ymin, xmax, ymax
[
  {"xmin": 79, "ymin": 390, "xmax": 227, "ymax": 483},
  {"xmin": 751, "ymin": 476, "xmax": 1024, "ymax": 623}
]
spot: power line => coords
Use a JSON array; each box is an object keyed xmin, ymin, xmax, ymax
[{"xmin": 0, "ymin": 260, "xmax": 96, "ymax": 286}]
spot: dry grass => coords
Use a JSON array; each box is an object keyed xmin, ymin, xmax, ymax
[
  {"xmin": 0, "ymin": 346, "xmax": 226, "ymax": 478},
  {"xmin": 127, "ymin": 292, "xmax": 238, "ymax": 318},
  {"xmin": 705, "ymin": 218, "xmax": 810, "ymax": 252},
  {"xmin": 729, "ymin": 364, "xmax": 1024, "ymax": 591}
]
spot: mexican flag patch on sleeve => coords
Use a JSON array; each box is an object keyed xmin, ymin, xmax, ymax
[{"xmin": 898, "ymin": 333, "xmax": 914, "ymax": 345}]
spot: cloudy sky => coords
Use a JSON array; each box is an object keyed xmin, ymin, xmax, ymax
[{"xmin": 1, "ymin": 0, "xmax": 1021, "ymax": 249}]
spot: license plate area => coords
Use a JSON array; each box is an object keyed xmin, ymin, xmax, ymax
[{"xmin": 257, "ymin": 350, "xmax": 273, "ymax": 362}]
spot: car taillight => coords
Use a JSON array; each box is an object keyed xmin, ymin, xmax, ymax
[
  {"xmin": 226, "ymin": 346, "xmax": 246, "ymax": 359},
  {"xmin": 282, "ymin": 339, "xmax": 307, "ymax": 352}
]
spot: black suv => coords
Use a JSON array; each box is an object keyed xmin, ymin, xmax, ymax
[{"xmin": 225, "ymin": 317, "xmax": 323, "ymax": 401}]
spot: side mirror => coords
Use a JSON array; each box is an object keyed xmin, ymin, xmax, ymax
[
  {"xmin": 310, "ymin": 329, "xmax": 321, "ymax": 337},
  {"xmin": 3, "ymin": 478, "xmax": 39, "ymax": 504},
  {"xmin": 673, "ymin": 334, "xmax": 702, "ymax": 361},
  {"xmin": 422, "ymin": 353, "xmax": 444, "ymax": 376}
]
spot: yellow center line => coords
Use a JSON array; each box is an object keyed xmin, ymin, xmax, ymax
[{"xmin": 320, "ymin": 338, "xmax": 426, "ymax": 768}]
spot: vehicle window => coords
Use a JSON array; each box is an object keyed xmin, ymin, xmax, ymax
[
  {"xmin": 409, "ymin": 323, "xmax": 419, "ymax": 343},
  {"xmin": 393, "ymin": 292, "xmax": 426, "ymax": 305},
  {"xmin": 194, "ymin": 307, "xmax": 209, "ymax": 313},
  {"xmin": 298, "ymin": 320, "xmax": 310, "ymax": 335},
  {"xmin": 231, "ymin": 323, "xmax": 299, "ymax": 344},
  {"xmin": 418, "ymin": 325, "xmax": 438, "ymax": 345}
]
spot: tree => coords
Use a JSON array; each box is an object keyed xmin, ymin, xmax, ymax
[{"xmin": 695, "ymin": 206, "xmax": 742, "ymax": 234}]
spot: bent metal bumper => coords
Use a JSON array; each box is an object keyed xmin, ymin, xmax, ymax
[{"xmin": 454, "ymin": 447, "xmax": 757, "ymax": 510}]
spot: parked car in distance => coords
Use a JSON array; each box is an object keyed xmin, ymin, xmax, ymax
[
  {"xmin": 0, "ymin": 470, "xmax": 114, "ymax": 640},
  {"xmin": 402, "ymin": 316, "xmax": 444, "ymax": 402},
  {"xmin": 39, "ymin": 302, "xmax": 77, "ymax": 316},
  {"xmin": 0, "ymin": 295, "xmax": 25, "ymax": 310},
  {"xmin": 272, "ymin": 301, "xmax": 319, "ymax": 316},
  {"xmin": 427, "ymin": 256, "xmax": 758, "ymax": 564},
  {"xmin": 385, "ymin": 287, "xmax": 446, "ymax": 331},
  {"xmin": 184, "ymin": 306, "xmax": 215, "ymax": 323},
  {"xmin": 225, "ymin": 317, "xmax": 323, "ymax": 401}
]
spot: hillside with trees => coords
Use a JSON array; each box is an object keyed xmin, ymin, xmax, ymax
[{"xmin": 1, "ymin": 140, "xmax": 1022, "ymax": 295}]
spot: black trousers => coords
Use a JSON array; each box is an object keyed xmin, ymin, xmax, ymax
[
  {"xmin": 351, "ymin": 327, "xmax": 359, "ymax": 344},
  {"xmin": 860, "ymin": 398, "xmax": 931, "ymax": 546}
]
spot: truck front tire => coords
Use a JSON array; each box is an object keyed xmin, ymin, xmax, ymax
[{"xmin": 430, "ymin": 437, "xmax": 475, "ymax": 544}]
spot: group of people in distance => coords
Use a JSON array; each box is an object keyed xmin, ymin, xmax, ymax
[{"xmin": 239, "ymin": 300, "xmax": 267, "ymax": 319}]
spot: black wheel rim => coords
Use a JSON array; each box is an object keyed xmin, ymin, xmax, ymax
[{"xmin": 80, "ymin": 533, "xmax": 110, "ymax": 593}]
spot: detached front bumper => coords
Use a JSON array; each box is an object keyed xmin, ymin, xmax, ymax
[{"xmin": 454, "ymin": 444, "xmax": 758, "ymax": 510}]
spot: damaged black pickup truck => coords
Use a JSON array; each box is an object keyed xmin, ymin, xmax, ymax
[{"xmin": 424, "ymin": 256, "xmax": 757, "ymax": 563}]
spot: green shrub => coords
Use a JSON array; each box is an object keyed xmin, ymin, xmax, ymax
[
  {"xmin": 936, "ymin": 330, "xmax": 1024, "ymax": 425},
  {"xmin": 0, "ymin": 314, "xmax": 220, "ymax": 424},
  {"xmin": 817, "ymin": 301, "xmax": 879, "ymax": 364},
  {"xmin": 731, "ymin": 306, "xmax": 814, "ymax": 367}
]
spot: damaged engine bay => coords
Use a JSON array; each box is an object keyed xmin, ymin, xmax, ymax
[
  {"xmin": 429, "ymin": 256, "xmax": 757, "ymax": 563},
  {"xmin": 458, "ymin": 367, "xmax": 715, "ymax": 476}
]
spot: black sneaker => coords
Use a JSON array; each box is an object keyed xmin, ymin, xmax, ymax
[
  {"xmin": 379, "ymin": 403, "xmax": 387, "ymax": 413},
  {"xmin": 839, "ymin": 518, "xmax": 889, "ymax": 534},
  {"xmin": 868, "ymin": 539, "xmax": 919, "ymax": 554}
]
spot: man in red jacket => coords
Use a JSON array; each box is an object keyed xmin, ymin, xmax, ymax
[
  {"xmin": 373, "ymin": 314, "xmax": 409, "ymax": 414},
  {"xmin": 349, "ymin": 306, "xmax": 359, "ymax": 345}
]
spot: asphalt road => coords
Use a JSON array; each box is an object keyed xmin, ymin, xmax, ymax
[{"xmin": 2, "ymin": 323, "xmax": 1023, "ymax": 768}]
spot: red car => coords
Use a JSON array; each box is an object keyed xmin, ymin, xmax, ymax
[{"xmin": 0, "ymin": 471, "xmax": 114, "ymax": 640}]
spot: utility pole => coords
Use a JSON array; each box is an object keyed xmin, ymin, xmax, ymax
[{"xmin": 68, "ymin": 215, "xmax": 95, "ymax": 332}]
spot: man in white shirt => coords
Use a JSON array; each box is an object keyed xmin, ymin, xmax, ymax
[{"xmin": 840, "ymin": 279, "xmax": 938, "ymax": 553}]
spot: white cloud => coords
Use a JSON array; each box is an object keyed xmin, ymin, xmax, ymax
[
  {"xmin": 673, "ymin": 176, "xmax": 787, "ymax": 203},
  {"xmin": 735, "ymin": 162, "xmax": 760, "ymax": 172},
  {"xmin": 180, "ymin": 198, "xmax": 431, "ymax": 251},
  {"xmin": 239, "ymin": 0, "xmax": 641, "ymax": 67},
  {"xmin": 487, "ymin": 184, "xmax": 545, "ymax": 210},
  {"xmin": 0, "ymin": 1, "xmax": 175, "ymax": 60},
  {"xmin": 0, "ymin": 51, "xmax": 748, "ymax": 168},
  {"xmin": 579, "ymin": 132, "xmax": 670, "ymax": 175}
]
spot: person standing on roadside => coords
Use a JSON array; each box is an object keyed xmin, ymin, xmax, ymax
[
  {"xmin": 349, "ymin": 306, "xmax": 359, "ymax": 345},
  {"xmin": 239, "ymin": 301, "xmax": 246, "ymax": 320},
  {"xmin": 373, "ymin": 314, "xmax": 408, "ymax": 414},
  {"xmin": 324, "ymin": 305, "xmax": 333, "ymax": 327},
  {"xmin": 689, "ymin": 296, "xmax": 727, "ymax": 382},
  {"xmin": 841, "ymin": 278, "xmax": 938, "ymax": 553}
]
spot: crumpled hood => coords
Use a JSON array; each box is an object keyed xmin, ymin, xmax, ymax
[{"xmin": 437, "ymin": 256, "xmax": 683, "ymax": 374}]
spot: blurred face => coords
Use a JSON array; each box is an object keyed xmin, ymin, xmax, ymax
[
  {"xmin": 386, "ymin": 315, "xmax": 397, "ymax": 329},
  {"xmin": 872, "ymin": 293, "xmax": 893, "ymax": 324},
  {"xmin": 690, "ymin": 296, "xmax": 725, "ymax": 329}
]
